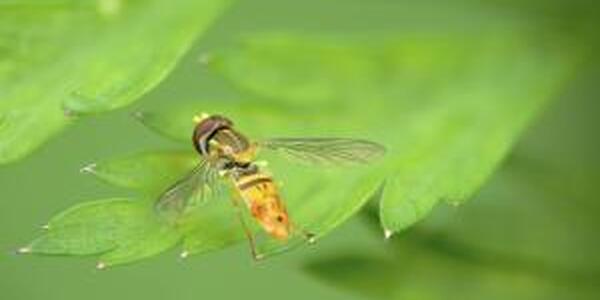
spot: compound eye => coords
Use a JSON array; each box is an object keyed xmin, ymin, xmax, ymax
[
  {"xmin": 195, "ymin": 117, "xmax": 220, "ymax": 138},
  {"xmin": 192, "ymin": 116, "xmax": 232, "ymax": 155}
]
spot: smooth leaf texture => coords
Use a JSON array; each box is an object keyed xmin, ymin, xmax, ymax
[
  {"xmin": 24, "ymin": 152, "xmax": 249, "ymax": 267},
  {"xmin": 0, "ymin": 0, "xmax": 230, "ymax": 164},
  {"xmin": 304, "ymin": 83, "xmax": 600, "ymax": 299},
  {"xmin": 27, "ymin": 147, "xmax": 376, "ymax": 265},
  {"xmin": 207, "ymin": 33, "xmax": 578, "ymax": 235},
  {"xmin": 84, "ymin": 151, "xmax": 198, "ymax": 195},
  {"xmin": 23, "ymin": 31, "xmax": 577, "ymax": 266},
  {"xmin": 84, "ymin": 151, "xmax": 247, "ymax": 259},
  {"xmin": 131, "ymin": 103, "xmax": 389, "ymax": 258},
  {"xmin": 307, "ymin": 170, "xmax": 600, "ymax": 299},
  {"xmin": 89, "ymin": 149, "xmax": 380, "ymax": 259},
  {"xmin": 25, "ymin": 198, "xmax": 181, "ymax": 267}
]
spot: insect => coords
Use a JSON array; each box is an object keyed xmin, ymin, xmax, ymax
[{"xmin": 155, "ymin": 114, "xmax": 385, "ymax": 259}]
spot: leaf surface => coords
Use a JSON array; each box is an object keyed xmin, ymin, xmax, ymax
[
  {"xmin": 207, "ymin": 33, "xmax": 577, "ymax": 234},
  {"xmin": 0, "ymin": 0, "xmax": 231, "ymax": 164},
  {"xmin": 26, "ymin": 198, "xmax": 181, "ymax": 267},
  {"xmin": 24, "ymin": 30, "xmax": 579, "ymax": 265},
  {"xmin": 304, "ymin": 77, "xmax": 600, "ymax": 299}
]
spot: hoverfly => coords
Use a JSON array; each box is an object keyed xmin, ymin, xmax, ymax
[{"xmin": 155, "ymin": 114, "xmax": 385, "ymax": 259}]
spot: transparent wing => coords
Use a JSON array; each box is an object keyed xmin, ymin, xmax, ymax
[
  {"xmin": 154, "ymin": 159, "xmax": 223, "ymax": 218},
  {"xmin": 258, "ymin": 138, "xmax": 386, "ymax": 166}
]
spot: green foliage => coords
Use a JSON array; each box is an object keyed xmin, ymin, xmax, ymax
[
  {"xmin": 86, "ymin": 151, "xmax": 246, "ymax": 262},
  {"xmin": 304, "ymin": 90, "xmax": 600, "ymax": 299},
  {"xmin": 21, "ymin": 29, "xmax": 578, "ymax": 266},
  {"xmin": 27, "ymin": 144, "xmax": 382, "ymax": 266},
  {"xmin": 208, "ymin": 33, "xmax": 577, "ymax": 235},
  {"xmin": 0, "ymin": 0, "xmax": 231, "ymax": 164},
  {"xmin": 86, "ymin": 151, "xmax": 197, "ymax": 195},
  {"xmin": 25, "ymin": 198, "xmax": 181, "ymax": 267}
]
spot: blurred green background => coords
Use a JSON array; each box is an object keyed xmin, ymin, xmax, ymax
[{"xmin": 1, "ymin": 0, "xmax": 599, "ymax": 299}]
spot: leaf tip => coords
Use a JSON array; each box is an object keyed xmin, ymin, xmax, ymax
[
  {"xmin": 303, "ymin": 231, "xmax": 317, "ymax": 245},
  {"xmin": 96, "ymin": 261, "xmax": 108, "ymax": 270},
  {"xmin": 384, "ymin": 229, "xmax": 394, "ymax": 240},
  {"xmin": 41, "ymin": 224, "xmax": 50, "ymax": 230},
  {"xmin": 449, "ymin": 201, "xmax": 461, "ymax": 207},
  {"xmin": 131, "ymin": 111, "xmax": 145, "ymax": 121},
  {"xmin": 80, "ymin": 163, "xmax": 97, "ymax": 174},
  {"xmin": 16, "ymin": 246, "xmax": 32, "ymax": 255},
  {"xmin": 179, "ymin": 250, "xmax": 190, "ymax": 259}
]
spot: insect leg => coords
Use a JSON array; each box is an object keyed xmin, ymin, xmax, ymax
[
  {"xmin": 230, "ymin": 195, "xmax": 261, "ymax": 260},
  {"xmin": 292, "ymin": 222, "xmax": 316, "ymax": 245},
  {"xmin": 301, "ymin": 229, "xmax": 317, "ymax": 245}
]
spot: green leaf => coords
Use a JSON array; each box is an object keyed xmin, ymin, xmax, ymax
[
  {"xmin": 27, "ymin": 148, "xmax": 375, "ymax": 265},
  {"xmin": 23, "ymin": 198, "xmax": 181, "ymax": 268},
  {"xmin": 89, "ymin": 148, "xmax": 380, "ymax": 259},
  {"xmin": 82, "ymin": 150, "xmax": 246, "ymax": 259},
  {"xmin": 206, "ymin": 33, "xmax": 578, "ymax": 234},
  {"xmin": 83, "ymin": 150, "xmax": 198, "ymax": 195},
  {"xmin": 23, "ymin": 30, "xmax": 578, "ymax": 266},
  {"xmin": 304, "ymin": 84, "xmax": 600, "ymax": 299},
  {"xmin": 0, "ymin": 0, "xmax": 231, "ymax": 164},
  {"xmin": 131, "ymin": 104, "xmax": 386, "ymax": 253},
  {"xmin": 30, "ymin": 153, "xmax": 264, "ymax": 266}
]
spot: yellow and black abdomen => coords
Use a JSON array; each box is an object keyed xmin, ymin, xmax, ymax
[
  {"xmin": 235, "ymin": 171, "xmax": 279, "ymax": 212},
  {"xmin": 233, "ymin": 168, "xmax": 291, "ymax": 240}
]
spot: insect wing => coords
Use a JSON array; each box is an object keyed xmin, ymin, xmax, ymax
[
  {"xmin": 258, "ymin": 138, "xmax": 385, "ymax": 166},
  {"xmin": 154, "ymin": 160, "xmax": 222, "ymax": 218}
]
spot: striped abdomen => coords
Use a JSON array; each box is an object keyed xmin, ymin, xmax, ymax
[{"xmin": 233, "ymin": 167, "xmax": 291, "ymax": 240}]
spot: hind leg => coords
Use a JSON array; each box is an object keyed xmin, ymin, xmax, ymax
[{"xmin": 229, "ymin": 195, "xmax": 262, "ymax": 260}]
